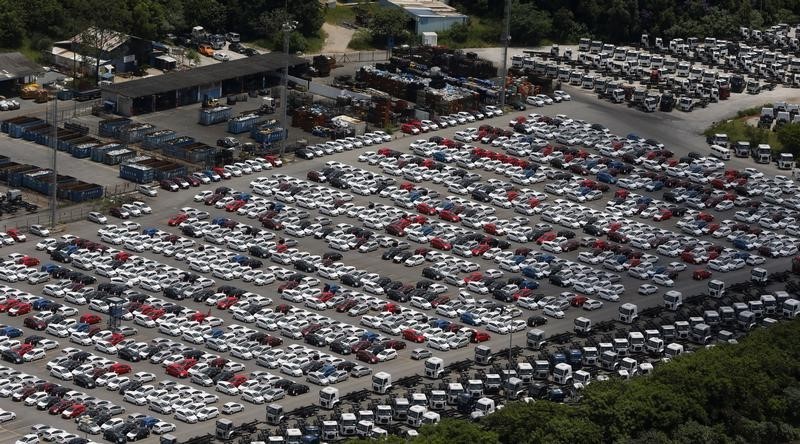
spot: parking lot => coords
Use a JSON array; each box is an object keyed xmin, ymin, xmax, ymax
[{"xmin": 0, "ymin": 75, "xmax": 797, "ymax": 444}]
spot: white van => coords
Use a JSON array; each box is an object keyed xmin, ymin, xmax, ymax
[{"xmin": 710, "ymin": 144, "xmax": 731, "ymax": 160}]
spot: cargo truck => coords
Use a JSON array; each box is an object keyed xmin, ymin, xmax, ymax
[{"xmin": 751, "ymin": 144, "xmax": 772, "ymax": 163}]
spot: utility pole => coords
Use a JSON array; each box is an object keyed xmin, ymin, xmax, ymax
[
  {"xmin": 49, "ymin": 98, "xmax": 58, "ymax": 228},
  {"xmin": 278, "ymin": 0, "xmax": 297, "ymax": 160},
  {"xmin": 499, "ymin": 0, "xmax": 511, "ymax": 109}
]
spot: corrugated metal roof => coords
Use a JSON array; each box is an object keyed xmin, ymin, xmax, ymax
[
  {"xmin": 0, "ymin": 52, "xmax": 42, "ymax": 80},
  {"xmin": 101, "ymin": 52, "xmax": 309, "ymax": 98}
]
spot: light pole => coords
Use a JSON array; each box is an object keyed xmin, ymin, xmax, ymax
[
  {"xmin": 48, "ymin": 97, "xmax": 58, "ymax": 228},
  {"xmin": 278, "ymin": 11, "xmax": 298, "ymax": 160},
  {"xmin": 498, "ymin": 0, "xmax": 511, "ymax": 109}
]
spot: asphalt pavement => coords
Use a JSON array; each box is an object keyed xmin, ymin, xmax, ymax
[{"xmin": 0, "ymin": 87, "xmax": 795, "ymax": 444}]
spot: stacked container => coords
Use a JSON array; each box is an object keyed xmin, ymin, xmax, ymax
[
  {"xmin": 227, "ymin": 114, "xmax": 265, "ymax": 134},
  {"xmin": 119, "ymin": 163, "xmax": 155, "ymax": 183},
  {"xmin": 199, "ymin": 106, "xmax": 233, "ymax": 125},
  {"xmin": 103, "ymin": 149, "xmax": 137, "ymax": 165},
  {"xmin": 98, "ymin": 118, "xmax": 132, "ymax": 138},
  {"xmin": 118, "ymin": 123, "xmax": 155, "ymax": 143},
  {"xmin": 142, "ymin": 130, "xmax": 177, "ymax": 150}
]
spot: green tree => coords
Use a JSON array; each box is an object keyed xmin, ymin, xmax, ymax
[
  {"xmin": 509, "ymin": 1, "xmax": 552, "ymax": 46},
  {"xmin": 414, "ymin": 418, "xmax": 499, "ymax": 444},
  {"xmin": 777, "ymin": 122, "xmax": 800, "ymax": 155},
  {"xmin": 369, "ymin": 6, "xmax": 412, "ymax": 46},
  {"xmin": 0, "ymin": 1, "xmax": 25, "ymax": 47},
  {"xmin": 744, "ymin": 124, "xmax": 771, "ymax": 147}
]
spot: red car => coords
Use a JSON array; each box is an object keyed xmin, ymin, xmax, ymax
[
  {"xmin": 49, "ymin": 400, "xmax": 74, "ymax": 415},
  {"xmin": 0, "ymin": 299, "xmax": 20, "ymax": 313},
  {"xmin": 8, "ymin": 302, "xmax": 31, "ymax": 316},
  {"xmin": 225, "ymin": 200, "xmax": 246, "ymax": 212},
  {"xmin": 570, "ymin": 296, "xmax": 588, "ymax": 307},
  {"xmin": 19, "ymin": 256, "xmax": 39, "ymax": 267},
  {"xmin": 470, "ymin": 331, "xmax": 491, "ymax": 343},
  {"xmin": 356, "ymin": 350, "xmax": 379, "ymax": 364},
  {"xmin": 416, "ymin": 203, "xmax": 438, "ymax": 215},
  {"xmin": 402, "ymin": 329, "xmax": 425, "ymax": 343},
  {"xmin": 15, "ymin": 343, "xmax": 33, "ymax": 355},
  {"xmin": 166, "ymin": 363, "xmax": 189, "ymax": 378},
  {"xmin": 6, "ymin": 229, "xmax": 25, "ymax": 242},
  {"xmin": 693, "ymin": 269, "xmax": 712, "ymax": 280},
  {"xmin": 439, "ymin": 210, "xmax": 461, "ymax": 222},
  {"xmin": 430, "ymin": 238, "xmax": 452, "ymax": 251},
  {"xmin": 168, "ymin": 213, "xmax": 189, "ymax": 226},
  {"xmin": 24, "ymin": 317, "xmax": 46, "ymax": 330},
  {"xmin": 108, "ymin": 363, "xmax": 132, "ymax": 375},
  {"xmin": 109, "ymin": 332, "xmax": 125, "ymax": 345},
  {"xmin": 216, "ymin": 296, "xmax": 239, "ymax": 310},
  {"xmin": 79, "ymin": 314, "xmax": 102, "ymax": 325},
  {"xmin": 61, "ymin": 403, "xmax": 86, "ymax": 419},
  {"xmin": 114, "ymin": 251, "xmax": 131, "ymax": 262},
  {"xmin": 229, "ymin": 375, "xmax": 248, "ymax": 387},
  {"xmin": 384, "ymin": 339, "xmax": 406, "ymax": 350}
]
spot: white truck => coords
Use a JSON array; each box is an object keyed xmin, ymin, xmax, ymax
[
  {"xmin": 618, "ymin": 303, "xmax": 638, "ymax": 323},
  {"xmin": 574, "ymin": 316, "xmax": 592, "ymax": 335},
  {"xmin": 782, "ymin": 298, "xmax": 800, "ymax": 318},
  {"xmin": 664, "ymin": 290, "xmax": 683, "ymax": 311},
  {"xmin": 319, "ymin": 387, "xmax": 339, "ymax": 409},
  {"xmin": 424, "ymin": 357, "xmax": 444, "ymax": 378},
  {"xmin": 372, "ymin": 372, "xmax": 392, "ymax": 394},
  {"xmin": 751, "ymin": 267, "xmax": 768, "ymax": 283},
  {"xmin": 708, "ymin": 279, "xmax": 725, "ymax": 298}
]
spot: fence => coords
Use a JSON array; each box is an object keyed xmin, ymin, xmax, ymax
[
  {"xmin": 310, "ymin": 50, "xmax": 390, "ymax": 65},
  {"xmin": 3, "ymin": 205, "xmax": 97, "ymax": 232}
]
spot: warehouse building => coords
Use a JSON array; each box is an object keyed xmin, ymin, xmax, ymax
[
  {"xmin": 0, "ymin": 52, "xmax": 43, "ymax": 96},
  {"xmin": 379, "ymin": 0, "xmax": 468, "ymax": 34},
  {"xmin": 100, "ymin": 53, "xmax": 309, "ymax": 116}
]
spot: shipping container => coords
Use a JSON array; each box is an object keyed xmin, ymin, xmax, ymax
[
  {"xmin": 9, "ymin": 118, "xmax": 46, "ymax": 138},
  {"xmin": 125, "ymin": 155, "xmax": 152, "ymax": 165},
  {"xmin": 56, "ymin": 90, "xmax": 74, "ymax": 101},
  {"xmin": 21, "ymin": 124, "xmax": 51, "ymax": 141},
  {"xmin": 57, "ymin": 182, "xmax": 104, "ymax": 202},
  {"xmin": 91, "ymin": 144, "xmax": 122, "ymax": 162},
  {"xmin": 153, "ymin": 163, "xmax": 188, "ymax": 181},
  {"xmin": 0, "ymin": 162, "xmax": 22, "ymax": 181},
  {"xmin": 98, "ymin": 118, "xmax": 132, "ymax": 138},
  {"xmin": 7, "ymin": 165, "xmax": 41, "ymax": 187},
  {"xmin": 103, "ymin": 149, "xmax": 137, "ymax": 165},
  {"xmin": 0, "ymin": 155, "xmax": 10, "ymax": 165},
  {"xmin": 142, "ymin": 130, "xmax": 178, "ymax": 150},
  {"xmin": 227, "ymin": 114, "xmax": 265, "ymax": 134},
  {"xmin": 119, "ymin": 163, "xmax": 155, "ymax": 183},
  {"xmin": 39, "ymin": 128, "xmax": 79, "ymax": 148},
  {"xmin": 2, "ymin": 116, "xmax": 37, "ymax": 133},
  {"xmin": 251, "ymin": 126, "xmax": 285, "ymax": 144},
  {"xmin": 118, "ymin": 123, "xmax": 156, "ymax": 143},
  {"xmin": 199, "ymin": 106, "xmax": 233, "ymax": 125},
  {"xmin": 71, "ymin": 145, "xmax": 95, "ymax": 158}
]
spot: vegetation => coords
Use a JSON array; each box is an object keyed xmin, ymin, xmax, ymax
[
  {"xmin": 777, "ymin": 123, "xmax": 800, "ymax": 155},
  {"xmin": 438, "ymin": 18, "xmax": 501, "ymax": 49},
  {"xmin": 448, "ymin": 0, "xmax": 800, "ymax": 47},
  {"xmin": 344, "ymin": 2, "xmax": 415, "ymax": 50},
  {"xmin": 347, "ymin": 319, "xmax": 800, "ymax": 444},
  {"xmin": 0, "ymin": 0, "xmax": 324, "ymax": 54},
  {"xmin": 705, "ymin": 106, "xmax": 783, "ymax": 152}
]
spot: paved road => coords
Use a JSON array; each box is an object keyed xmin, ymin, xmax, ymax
[{"xmin": 0, "ymin": 91, "xmax": 794, "ymax": 444}]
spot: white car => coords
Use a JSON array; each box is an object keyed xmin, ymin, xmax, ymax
[
  {"xmin": 638, "ymin": 284, "xmax": 658, "ymax": 295},
  {"xmin": 174, "ymin": 408, "xmax": 198, "ymax": 423},
  {"xmin": 222, "ymin": 402, "xmax": 244, "ymax": 414},
  {"xmin": 651, "ymin": 274, "xmax": 674, "ymax": 287},
  {"xmin": 195, "ymin": 406, "xmax": 220, "ymax": 421},
  {"xmin": 376, "ymin": 349, "xmax": 397, "ymax": 362},
  {"xmin": 543, "ymin": 305, "xmax": 565, "ymax": 319}
]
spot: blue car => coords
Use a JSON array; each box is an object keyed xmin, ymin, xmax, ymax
[
  {"xmin": 31, "ymin": 299, "xmax": 53, "ymax": 310},
  {"xmin": 0, "ymin": 326, "xmax": 22, "ymax": 337},
  {"xmin": 142, "ymin": 228, "xmax": 158, "ymax": 237},
  {"xmin": 360, "ymin": 331, "xmax": 380, "ymax": 342},
  {"xmin": 40, "ymin": 263, "xmax": 60, "ymax": 274},
  {"xmin": 522, "ymin": 267, "xmax": 539, "ymax": 279}
]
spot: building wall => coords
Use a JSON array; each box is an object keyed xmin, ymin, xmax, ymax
[{"xmin": 414, "ymin": 15, "xmax": 466, "ymax": 34}]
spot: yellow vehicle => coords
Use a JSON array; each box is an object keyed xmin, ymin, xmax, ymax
[
  {"xmin": 20, "ymin": 83, "xmax": 41, "ymax": 100},
  {"xmin": 198, "ymin": 44, "xmax": 214, "ymax": 57}
]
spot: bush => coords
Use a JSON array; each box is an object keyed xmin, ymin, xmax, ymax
[{"xmin": 348, "ymin": 29, "xmax": 374, "ymax": 50}]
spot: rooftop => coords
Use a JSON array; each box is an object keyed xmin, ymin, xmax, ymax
[
  {"xmin": 385, "ymin": 0, "xmax": 467, "ymax": 18},
  {"xmin": 101, "ymin": 52, "xmax": 309, "ymax": 98},
  {"xmin": 0, "ymin": 52, "xmax": 43, "ymax": 80}
]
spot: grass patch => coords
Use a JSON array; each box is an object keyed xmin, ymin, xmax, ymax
[
  {"xmin": 705, "ymin": 117, "xmax": 782, "ymax": 151},
  {"xmin": 347, "ymin": 29, "xmax": 375, "ymax": 50},
  {"xmin": 324, "ymin": 4, "xmax": 357, "ymax": 25},
  {"xmin": 305, "ymin": 30, "xmax": 326, "ymax": 54},
  {"xmin": 438, "ymin": 17, "xmax": 502, "ymax": 49}
]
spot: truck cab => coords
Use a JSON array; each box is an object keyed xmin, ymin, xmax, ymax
[
  {"xmin": 474, "ymin": 345, "xmax": 492, "ymax": 365},
  {"xmin": 427, "ymin": 391, "xmax": 446, "ymax": 411},
  {"xmin": 322, "ymin": 420, "xmax": 339, "ymax": 441},
  {"xmin": 392, "ymin": 398, "xmax": 409, "ymax": 421},
  {"xmin": 406, "ymin": 405, "xmax": 427, "ymax": 428},
  {"xmin": 504, "ymin": 377, "xmax": 524, "ymax": 399},
  {"xmin": 319, "ymin": 387, "xmax": 339, "ymax": 409},
  {"xmin": 704, "ymin": 310, "xmax": 721, "ymax": 328},
  {"xmin": 339, "ymin": 413, "xmax": 356, "ymax": 436},
  {"xmin": 733, "ymin": 141, "xmax": 751, "ymax": 158},
  {"xmin": 372, "ymin": 372, "xmax": 392, "ymax": 394},
  {"xmin": 424, "ymin": 357, "xmax": 444, "ymax": 378},
  {"xmin": 618, "ymin": 303, "xmax": 638, "ymax": 323},
  {"xmin": 706, "ymin": 133, "xmax": 729, "ymax": 148},
  {"xmin": 574, "ymin": 317, "xmax": 592, "ymax": 335},
  {"xmin": 600, "ymin": 351, "xmax": 618, "ymax": 371},
  {"xmin": 751, "ymin": 267, "xmax": 768, "ymax": 283},
  {"xmin": 581, "ymin": 347, "xmax": 598, "ymax": 367},
  {"xmin": 708, "ymin": 279, "xmax": 725, "ymax": 297},
  {"xmin": 446, "ymin": 383, "xmax": 463, "ymax": 405},
  {"xmin": 375, "ymin": 405, "xmax": 392, "ymax": 424},
  {"xmin": 663, "ymin": 290, "xmax": 683, "ymax": 310},
  {"xmin": 472, "ymin": 398, "xmax": 496, "ymax": 419},
  {"xmin": 760, "ymin": 294, "xmax": 777, "ymax": 314},
  {"xmin": 466, "ymin": 380, "xmax": 484, "ymax": 399},
  {"xmin": 737, "ymin": 310, "xmax": 756, "ymax": 330},
  {"xmin": 627, "ymin": 332, "xmax": 645, "ymax": 353},
  {"xmin": 778, "ymin": 153, "xmax": 795, "ymax": 170},
  {"xmin": 266, "ymin": 403, "xmax": 284, "ymax": 425},
  {"xmin": 613, "ymin": 338, "xmax": 630, "ymax": 357},
  {"xmin": 516, "ymin": 362, "xmax": 533, "ymax": 384},
  {"xmin": 674, "ymin": 320, "xmax": 690, "ymax": 339},
  {"xmin": 553, "ymin": 363, "xmax": 573, "ymax": 385},
  {"xmin": 355, "ymin": 420, "xmax": 373, "ymax": 437},
  {"xmin": 646, "ymin": 337, "xmax": 664, "ymax": 356},
  {"xmin": 690, "ymin": 323, "xmax": 712, "ymax": 344},
  {"xmin": 526, "ymin": 329, "xmax": 546, "ymax": 349},
  {"xmin": 783, "ymin": 299, "xmax": 800, "ymax": 318}
]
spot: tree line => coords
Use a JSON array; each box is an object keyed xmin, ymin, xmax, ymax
[
  {"xmin": 0, "ymin": 0, "xmax": 323, "ymax": 53},
  {"xmin": 348, "ymin": 318, "xmax": 800, "ymax": 444},
  {"xmin": 443, "ymin": 0, "xmax": 800, "ymax": 47}
]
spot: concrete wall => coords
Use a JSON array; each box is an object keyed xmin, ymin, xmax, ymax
[{"xmin": 414, "ymin": 15, "xmax": 466, "ymax": 34}]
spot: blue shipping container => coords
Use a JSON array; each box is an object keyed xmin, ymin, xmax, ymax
[
  {"xmin": 99, "ymin": 118, "xmax": 132, "ymax": 138},
  {"xmin": 9, "ymin": 119, "xmax": 45, "ymax": 138},
  {"xmin": 199, "ymin": 106, "xmax": 233, "ymax": 126},
  {"xmin": 142, "ymin": 130, "xmax": 177, "ymax": 150},
  {"xmin": 120, "ymin": 164, "xmax": 155, "ymax": 183}
]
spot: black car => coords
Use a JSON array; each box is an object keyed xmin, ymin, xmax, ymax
[
  {"xmin": 421, "ymin": 267, "xmax": 443, "ymax": 280},
  {"xmin": 287, "ymin": 383, "xmax": 309, "ymax": 396},
  {"xmin": 305, "ymin": 333, "xmax": 326, "ymax": 347},
  {"xmin": 117, "ymin": 347, "xmax": 141, "ymax": 362},
  {"xmin": 295, "ymin": 148, "xmax": 314, "ymax": 160},
  {"xmin": 216, "ymin": 137, "xmax": 240, "ymax": 148},
  {"xmin": 74, "ymin": 374, "xmax": 97, "ymax": 389},
  {"xmin": 527, "ymin": 315, "xmax": 548, "ymax": 327},
  {"xmin": 340, "ymin": 274, "xmax": 362, "ymax": 288},
  {"xmin": 330, "ymin": 340, "xmax": 352, "ymax": 355},
  {"xmin": 1, "ymin": 350, "xmax": 22, "ymax": 364}
]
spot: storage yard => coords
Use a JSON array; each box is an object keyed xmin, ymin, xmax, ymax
[{"xmin": 0, "ymin": 22, "xmax": 799, "ymax": 444}]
